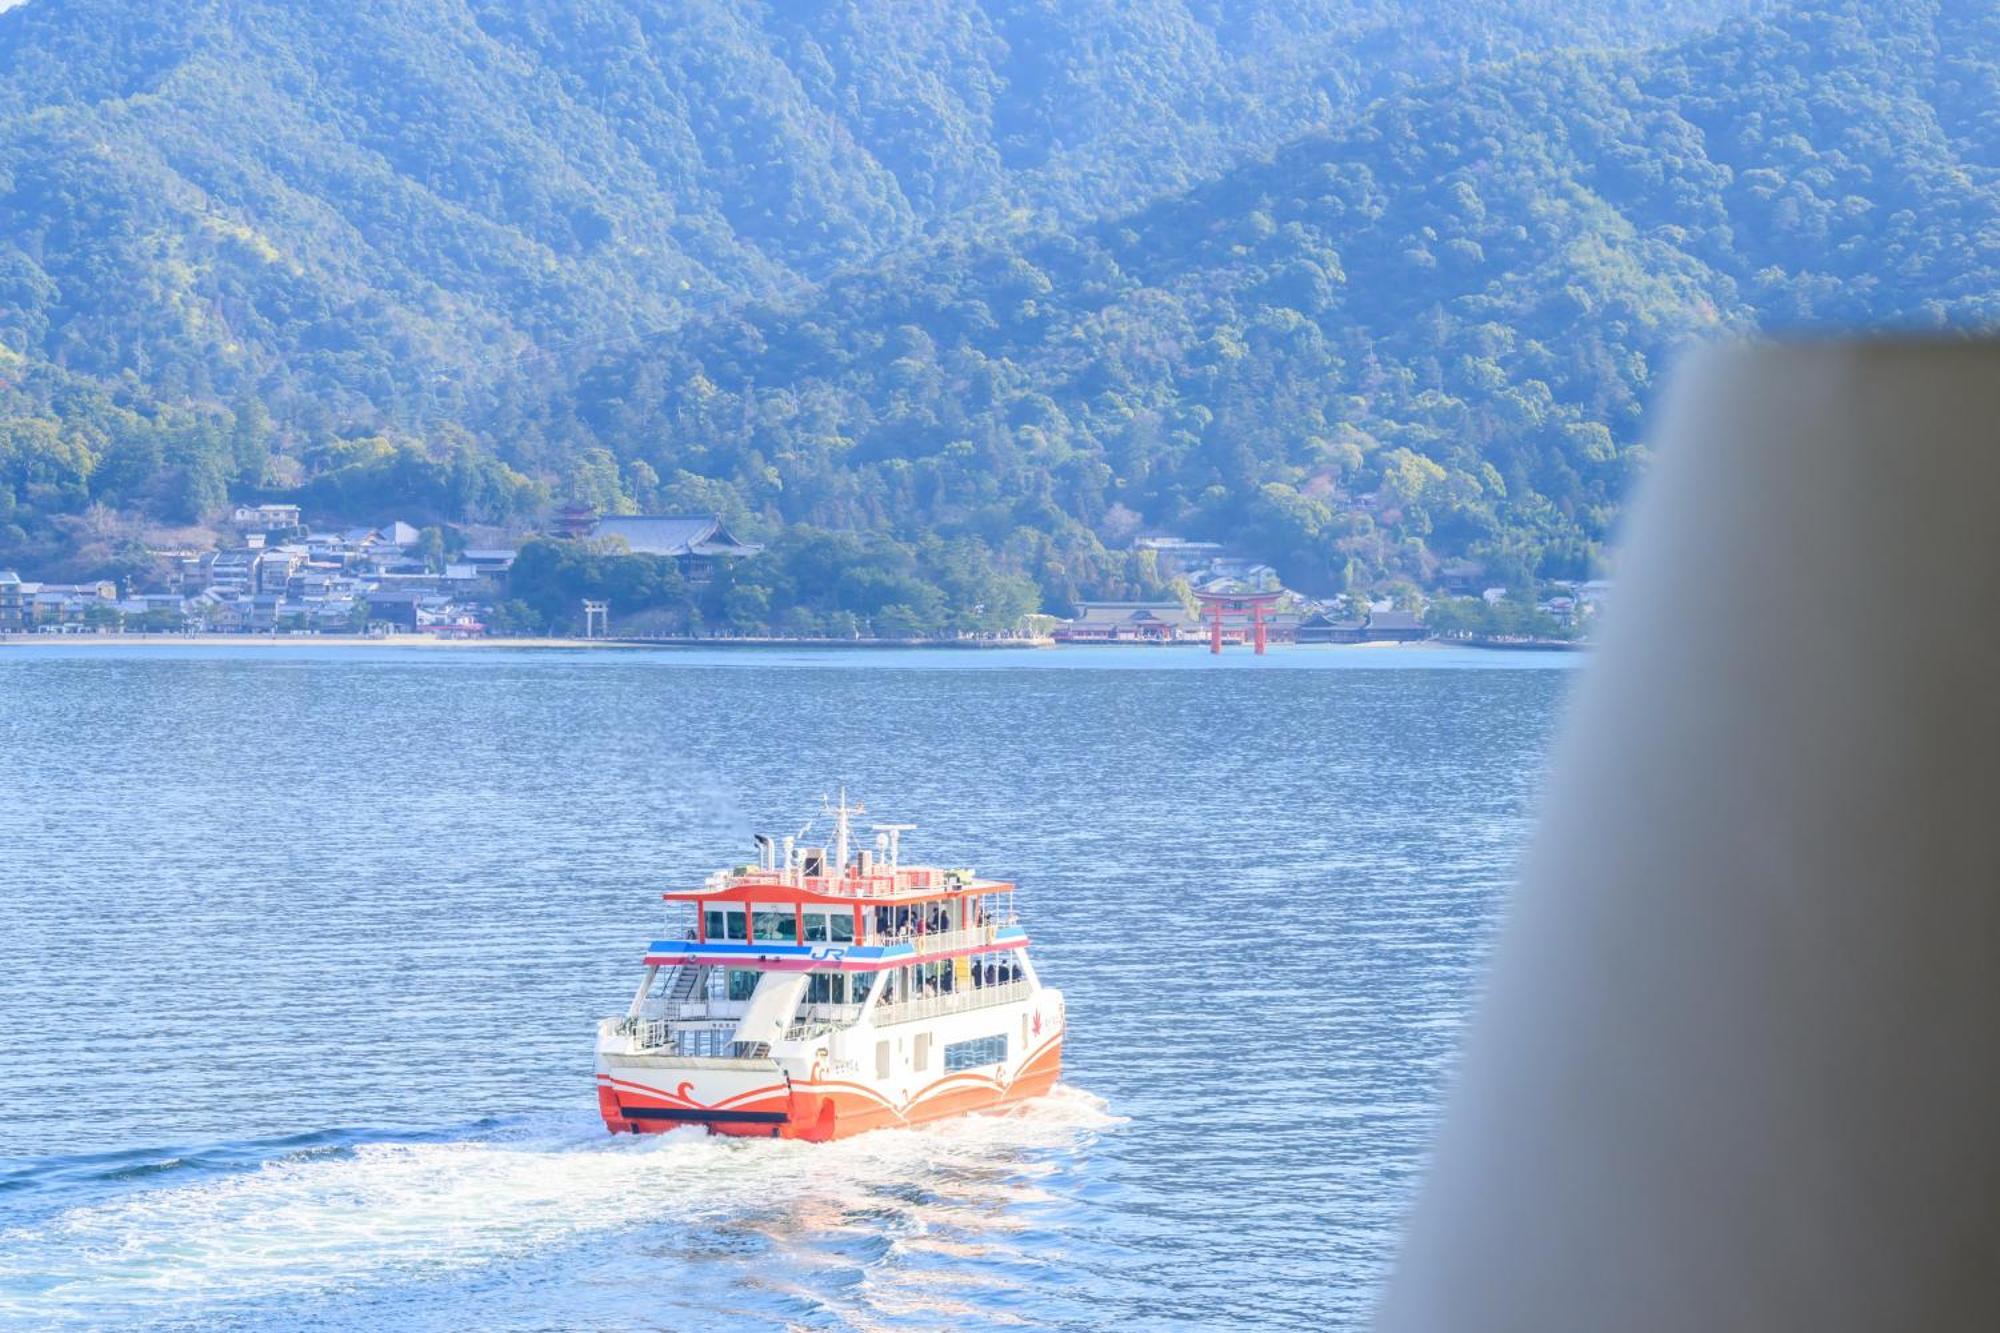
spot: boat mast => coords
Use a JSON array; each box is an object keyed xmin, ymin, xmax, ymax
[{"xmin": 829, "ymin": 786, "xmax": 865, "ymax": 880}]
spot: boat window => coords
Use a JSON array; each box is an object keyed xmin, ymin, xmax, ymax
[
  {"xmin": 912, "ymin": 959, "xmax": 959, "ymax": 995},
  {"xmin": 944, "ymin": 1034, "xmax": 1008, "ymax": 1071},
  {"xmin": 727, "ymin": 968, "xmax": 759, "ymax": 1001},
  {"xmin": 705, "ymin": 907, "xmax": 747, "ymax": 941},
  {"xmin": 974, "ymin": 952, "xmax": 1019, "ymax": 986},
  {"xmin": 752, "ymin": 907, "xmax": 797, "ymax": 942},
  {"xmin": 804, "ymin": 972, "xmax": 851, "ymax": 1004},
  {"xmin": 802, "ymin": 911, "xmax": 829, "ymax": 942},
  {"xmin": 829, "ymin": 913, "xmax": 855, "ymax": 943}
]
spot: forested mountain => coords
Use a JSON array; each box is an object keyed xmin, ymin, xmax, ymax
[
  {"xmin": 0, "ymin": 0, "xmax": 1751, "ymax": 423},
  {"xmin": 493, "ymin": 0, "xmax": 2000, "ymax": 604},
  {"xmin": 5, "ymin": 0, "xmax": 1998, "ymax": 619}
]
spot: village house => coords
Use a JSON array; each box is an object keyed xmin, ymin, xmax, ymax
[
  {"xmin": 364, "ymin": 589, "xmax": 426, "ymax": 631},
  {"xmin": 256, "ymin": 547, "xmax": 308, "ymax": 593},
  {"xmin": 9, "ymin": 501, "xmax": 704, "ymax": 641},
  {"xmin": 0, "ymin": 570, "xmax": 33, "ymax": 631},
  {"xmin": 148, "ymin": 547, "xmax": 205, "ymax": 592},
  {"xmin": 118, "ymin": 592, "xmax": 190, "ymax": 623},
  {"xmin": 230, "ymin": 502, "xmax": 302, "ymax": 530},
  {"xmin": 461, "ymin": 548, "xmax": 518, "ymax": 578},
  {"xmin": 22, "ymin": 581, "xmax": 121, "ymax": 628},
  {"xmin": 196, "ymin": 595, "xmax": 246, "ymax": 632},
  {"xmin": 245, "ymin": 592, "xmax": 295, "ymax": 633},
  {"xmin": 1132, "ymin": 536, "xmax": 1228, "ymax": 578},
  {"xmin": 1200, "ymin": 558, "xmax": 1281, "ymax": 588},
  {"xmin": 203, "ymin": 548, "xmax": 260, "ymax": 595},
  {"xmin": 416, "ymin": 599, "xmax": 485, "ymax": 637},
  {"xmin": 310, "ymin": 598, "xmax": 361, "ymax": 632},
  {"xmin": 436, "ymin": 563, "xmax": 486, "ymax": 593},
  {"xmin": 290, "ymin": 570, "xmax": 369, "ymax": 602},
  {"xmin": 333, "ymin": 522, "xmax": 422, "ymax": 567}
]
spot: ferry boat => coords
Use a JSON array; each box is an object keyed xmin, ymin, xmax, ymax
[{"xmin": 595, "ymin": 794, "xmax": 1065, "ymax": 1140}]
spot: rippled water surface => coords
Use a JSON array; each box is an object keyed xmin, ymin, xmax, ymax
[{"xmin": 0, "ymin": 644, "xmax": 1576, "ymax": 1329}]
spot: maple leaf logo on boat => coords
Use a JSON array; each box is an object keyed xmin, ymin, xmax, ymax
[{"xmin": 1032, "ymin": 1011, "xmax": 1043, "ymax": 1037}]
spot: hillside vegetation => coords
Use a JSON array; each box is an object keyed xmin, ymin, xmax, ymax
[
  {"xmin": 6, "ymin": 0, "xmax": 1998, "ymax": 620},
  {"xmin": 0, "ymin": 0, "xmax": 1748, "ymax": 420},
  {"xmin": 495, "ymin": 0, "xmax": 2000, "ymax": 605}
]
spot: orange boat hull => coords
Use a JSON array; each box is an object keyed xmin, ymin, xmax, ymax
[{"xmin": 599, "ymin": 1034, "xmax": 1063, "ymax": 1141}]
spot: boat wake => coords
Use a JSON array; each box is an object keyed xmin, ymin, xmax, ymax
[{"xmin": 0, "ymin": 1086, "xmax": 1121, "ymax": 1327}]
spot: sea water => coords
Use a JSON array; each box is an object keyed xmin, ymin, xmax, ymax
[{"xmin": 0, "ymin": 644, "xmax": 1574, "ymax": 1329}]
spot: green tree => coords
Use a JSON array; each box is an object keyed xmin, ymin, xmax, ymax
[
  {"xmin": 166, "ymin": 456, "xmax": 227, "ymax": 524},
  {"xmin": 416, "ymin": 525, "xmax": 448, "ymax": 574},
  {"xmin": 722, "ymin": 583, "xmax": 771, "ymax": 631}
]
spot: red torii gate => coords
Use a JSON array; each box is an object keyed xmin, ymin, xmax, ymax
[{"xmin": 1193, "ymin": 589, "xmax": 1281, "ymax": 655}]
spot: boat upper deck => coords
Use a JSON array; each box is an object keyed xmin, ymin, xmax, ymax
[
  {"xmin": 665, "ymin": 795, "xmax": 1013, "ymax": 908},
  {"xmin": 666, "ymin": 864, "xmax": 1011, "ymax": 906},
  {"xmin": 646, "ymin": 795, "xmax": 1030, "ymax": 972}
]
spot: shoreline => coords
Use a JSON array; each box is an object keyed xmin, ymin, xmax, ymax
[
  {"xmin": 1, "ymin": 632, "xmax": 1587, "ymax": 654},
  {"xmin": 0, "ymin": 632, "xmax": 1056, "ymax": 651}
]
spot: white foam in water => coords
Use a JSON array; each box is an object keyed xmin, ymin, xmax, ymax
[{"xmin": 0, "ymin": 1087, "xmax": 1121, "ymax": 1325}]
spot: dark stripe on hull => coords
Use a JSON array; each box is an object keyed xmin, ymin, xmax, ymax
[{"xmin": 624, "ymin": 1106, "xmax": 790, "ymax": 1125}]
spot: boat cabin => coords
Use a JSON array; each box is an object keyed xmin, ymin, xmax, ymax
[{"xmin": 618, "ymin": 798, "xmax": 1037, "ymax": 1060}]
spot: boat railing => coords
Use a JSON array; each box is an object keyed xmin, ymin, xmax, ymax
[
  {"xmin": 863, "ymin": 921, "xmax": 1018, "ymax": 953},
  {"xmin": 872, "ymin": 979, "xmax": 1030, "ymax": 1027},
  {"xmin": 605, "ymin": 1015, "xmax": 743, "ymax": 1058},
  {"xmin": 720, "ymin": 870, "xmax": 984, "ymax": 899},
  {"xmin": 602, "ymin": 1015, "xmax": 677, "ymax": 1051},
  {"xmin": 782, "ymin": 1002, "xmax": 866, "ymax": 1043}
]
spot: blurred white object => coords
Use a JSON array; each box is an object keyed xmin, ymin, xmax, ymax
[{"xmin": 1376, "ymin": 340, "xmax": 2000, "ymax": 1332}]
